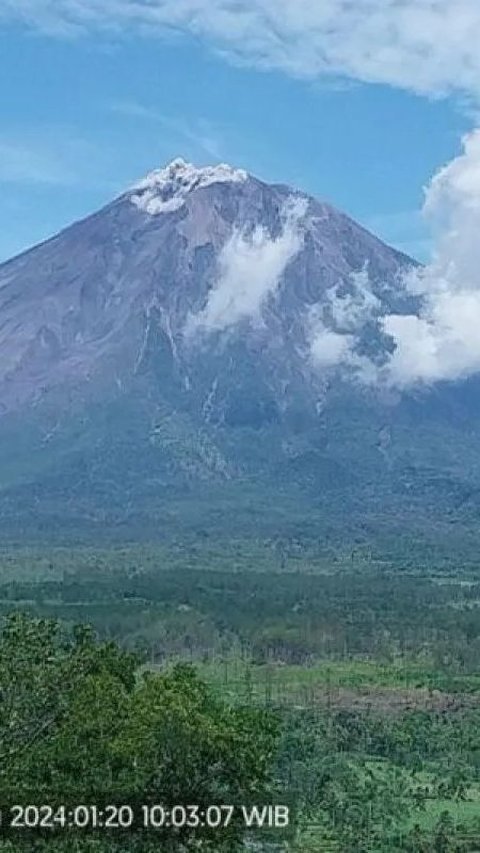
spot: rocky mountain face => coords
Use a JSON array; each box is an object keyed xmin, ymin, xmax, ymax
[{"xmin": 1, "ymin": 158, "xmax": 479, "ymax": 548}]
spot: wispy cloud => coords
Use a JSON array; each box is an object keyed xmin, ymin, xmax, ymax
[
  {"xmin": 0, "ymin": 127, "xmax": 121, "ymax": 260},
  {"xmin": 309, "ymin": 326, "xmax": 355, "ymax": 370},
  {"xmin": 0, "ymin": 126, "xmax": 134, "ymax": 194},
  {"xmin": 110, "ymin": 101, "xmax": 160, "ymax": 121},
  {"xmin": 3, "ymin": 2, "xmax": 480, "ymax": 101},
  {"xmin": 308, "ymin": 269, "xmax": 384, "ymax": 381},
  {"xmin": 0, "ymin": 139, "xmax": 75, "ymax": 186},
  {"xmin": 110, "ymin": 101, "xmax": 223, "ymax": 160},
  {"xmin": 186, "ymin": 197, "xmax": 307, "ymax": 335},
  {"xmin": 0, "ymin": 129, "xmax": 104, "ymax": 187}
]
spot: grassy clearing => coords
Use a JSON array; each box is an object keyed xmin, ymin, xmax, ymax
[{"xmin": 191, "ymin": 657, "xmax": 480, "ymax": 707}]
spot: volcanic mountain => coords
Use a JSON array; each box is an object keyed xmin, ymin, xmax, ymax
[{"xmin": 0, "ymin": 158, "xmax": 478, "ymax": 550}]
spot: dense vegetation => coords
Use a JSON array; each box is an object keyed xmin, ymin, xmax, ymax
[
  {"xmin": 0, "ymin": 612, "xmax": 280, "ymax": 852},
  {"xmin": 0, "ymin": 540, "xmax": 479, "ymax": 850}
]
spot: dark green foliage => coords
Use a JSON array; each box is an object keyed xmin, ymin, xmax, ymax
[
  {"xmin": 0, "ymin": 614, "xmax": 280, "ymax": 852},
  {"xmin": 1, "ymin": 544, "xmax": 480, "ymax": 850}
]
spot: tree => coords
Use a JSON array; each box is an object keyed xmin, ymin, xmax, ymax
[{"xmin": 0, "ymin": 613, "xmax": 280, "ymax": 851}]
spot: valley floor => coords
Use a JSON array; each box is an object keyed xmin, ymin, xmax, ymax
[{"xmin": 1, "ymin": 538, "xmax": 479, "ymax": 850}]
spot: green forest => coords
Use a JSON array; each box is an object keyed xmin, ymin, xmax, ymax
[{"xmin": 0, "ymin": 540, "xmax": 479, "ymax": 851}]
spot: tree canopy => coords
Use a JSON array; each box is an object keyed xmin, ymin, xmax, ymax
[{"xmin": 0, "ymin": 613, "xmax": 279, "ymax": 852}]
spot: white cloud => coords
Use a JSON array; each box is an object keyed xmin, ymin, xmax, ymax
[
  {"xmin": 380, "ymin": 129, "xmax": 480, "ymax": 386},
  {"xmin": 3, "ymin": 1, "xmax": 480, "ymax": 100},
  {"xmin": 305, "ymin": 131, "xmax": 480, "ymax": 388},
  {"xmin": 307, "ymin": 270, "xmax": 381, "ymax": 379},
  {"xmin": 5, "ymin": 2, "xmax": 480, "ymax": 391},
  {"xmin": 328, "ymin": 268, "xmax": 381, "ymax": 331},
  {"xmin": 186, "ymin": 197, "xmax": 306, "ymax": 334},
  {"xmin": 0, "ymin": 139, "xmax": 75, "ymax": 186},
  {"xmin": 310, "ymin": 325, "xmax": 354, "ymax": 369},
  {"xmin": 382, "ymin": 297, "xmax": 480, "ymax": 386}
]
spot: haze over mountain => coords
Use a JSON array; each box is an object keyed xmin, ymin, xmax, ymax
[{"xmin": 1, "ymin": 158, "xmax": 479, "ymax": 550}]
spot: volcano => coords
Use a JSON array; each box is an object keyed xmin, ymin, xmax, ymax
[{"xmin": 0, "ymin": 158, "xmax": 478, "ymax": 551}]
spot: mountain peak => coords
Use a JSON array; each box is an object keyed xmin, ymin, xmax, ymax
[
  {"xmin": 129, "ymin": 158, "xmax": 249, "ymax": 216},
  {"xmin": 1, "ymin": 154, "xmax": 452, "ymax": 544}
]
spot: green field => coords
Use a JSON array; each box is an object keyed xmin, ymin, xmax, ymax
[{"xmin": 0, "ymin": 541, "xmax": 479, "ymax": 850}]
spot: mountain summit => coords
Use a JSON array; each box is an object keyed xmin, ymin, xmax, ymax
[
  {"xmin": 0, "ymin": 160, "xmax": 478, "ymax": 547},
  {"xmin": 0, "ymin": 158, "xmax": 411, "ymax": 416},
  {"xmin": 129, "ymin": 158, "xmax": 249, "ymax": 214}
]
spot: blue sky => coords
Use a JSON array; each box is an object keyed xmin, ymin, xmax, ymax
[{"xmin": 0, "ymin": 1, "xmax": 475, "ymax": 262}]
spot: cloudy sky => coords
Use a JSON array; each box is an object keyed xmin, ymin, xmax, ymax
[{"xmin": 0, "ymin": 0, "xmax": 473, "ymax": 264}]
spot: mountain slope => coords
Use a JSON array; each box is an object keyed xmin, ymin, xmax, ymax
[{"xmin": 0, "ymin": 158, "xmax": 478, "ymax": 548}]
